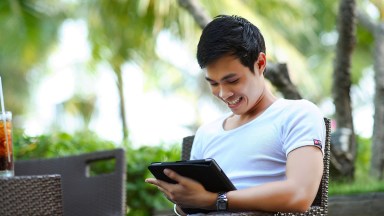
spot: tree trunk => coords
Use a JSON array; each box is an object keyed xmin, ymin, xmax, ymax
[
  {"xmin": 331, "ymin": 0, "xmax": 357, "ymax": 180},
  {"xmin": 113, "ymin": 65, "xmax": 129, "ymax": 143},
  {"xmin": 371, "ymin": 23, "xmax": 384, "ymax": 179},
  {"xmin": 178, "ymin": 0, "xmax": 211, "ymax": 28},
  {"xmin": 265, "ymin": 63, "xmax": 302, "ymax": 99},
  {"xmin": 357, "ymin": 8, "xmax": 384, "ymax": 180}
]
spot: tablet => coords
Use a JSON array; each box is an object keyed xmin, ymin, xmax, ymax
[{"xmin": 148, "ymin": 158, "xmax": 236, "ymax": 214}]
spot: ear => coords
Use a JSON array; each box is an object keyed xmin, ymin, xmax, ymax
[{"xmin": 254, "ymin": 52, "xmax": 266, "ymax": 74}]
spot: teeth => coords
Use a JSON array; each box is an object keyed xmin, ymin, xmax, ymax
[{"xmin": 227, "ymin": 97, "xmax": 241, "ymax": 105}]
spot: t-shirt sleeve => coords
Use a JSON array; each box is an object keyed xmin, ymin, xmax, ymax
[{"xmin": 282, "ymin": 101, "xmax": 326, "ymax": 157}]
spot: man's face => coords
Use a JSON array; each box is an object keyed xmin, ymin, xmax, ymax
[{"xmin": 205, "ymin": 55, "xmax": 266, "ymax": 116}]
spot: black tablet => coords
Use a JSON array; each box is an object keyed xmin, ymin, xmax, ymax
[{"xmin": 148, "ymin": 158, "xmax": 236, "ymax": 214}]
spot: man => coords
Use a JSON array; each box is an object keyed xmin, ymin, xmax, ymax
[{"xmin": 146, "ymin": 15, "xmax": 325, "ymax": 215}]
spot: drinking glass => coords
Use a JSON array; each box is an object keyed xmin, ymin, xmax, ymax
[{"xmin": 0, "ymin": 111, "xmax": 13, "ymax": 177}]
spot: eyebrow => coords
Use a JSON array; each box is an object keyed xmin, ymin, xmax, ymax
[{"xmin": 205, "ymin": 73, "xmax": 238, "ymax": 82}]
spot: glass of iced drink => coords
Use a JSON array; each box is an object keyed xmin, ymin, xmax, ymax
[{"xmin": 0, "ymin": 111, "xmax": 13, "ymax": 177}]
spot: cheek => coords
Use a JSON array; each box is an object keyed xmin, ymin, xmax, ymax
[
  {"xmin": 243, "ymin": 83, "xmax": 260, "ymax": 99},
  {"xmin": 210, "ymin": 87, "xmax": 219, "ymax": 97}
]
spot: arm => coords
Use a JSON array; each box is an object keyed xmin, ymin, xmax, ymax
[
  {"xmin": 228, "ymin": 146, "xmax": 323, "ymax": 212},
  {"xmin": 146, "ymin": 145, "xmax": 323, "ymax": 213}
]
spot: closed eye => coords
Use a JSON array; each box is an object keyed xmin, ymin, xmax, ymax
[
  {"xmin": 209, "ymin": 81, "xmax": 219, "ymax": 86},
  {"xmin": 205, "ymin": 77, "xmax": 219, "ymax": 86},
  {"xmin": 227, "ymin": 79, "xmax": 239, "ymax": 84}
]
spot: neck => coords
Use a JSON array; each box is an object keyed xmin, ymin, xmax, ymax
[
  {"xmin": 239, "ymin": 88, "xmax": 277, "ymax": 122},
  {"xmin": 224, "ymin": 89, "xmax": 277, "ymax": 131}
]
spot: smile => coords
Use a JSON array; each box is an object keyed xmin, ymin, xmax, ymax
[{"xmin": 226, "ymin": 96, "xmax": 242, "ymax": 105}]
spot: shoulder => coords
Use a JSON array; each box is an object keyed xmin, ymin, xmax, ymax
[
  {"xmin": 279, "ymin": 99, "xmax": 320, "ymax": 111},
  {"xmin": 278, "ymin": 99, "xmax": 323, "ymax": 118},
  {"xmin": 278, "ymin": 99, "xmax": 326, "ymax": 155},
  {"xmin": 277, "ymin": 99, "xmax": 324, "ymax": 130}
]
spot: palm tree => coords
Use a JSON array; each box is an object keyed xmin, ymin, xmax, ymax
[
  {"xmin": 0, "ymin": 0, "xmax": 67, "ymax": 117},
  {"xmin": 357, "ymin": 0, "xmax": 384, "ymax": 179},
  {"xmin": 82, "ymin": 0, "xmax": 198, "ymax": 143},
  {"xmin": 331, "ymin": 0, "xmax": 357, "ymax": 180}
]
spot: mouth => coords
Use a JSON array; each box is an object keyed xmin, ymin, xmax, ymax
[{"xmin": 225, "ymin": 96, "xmax": 243, "ymax": 107}]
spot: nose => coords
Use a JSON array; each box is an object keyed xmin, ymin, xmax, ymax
[{"xmin": 218, "ymin": 86, "xmax": 233, "ymax": 100}]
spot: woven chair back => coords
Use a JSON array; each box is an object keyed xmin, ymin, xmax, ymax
[
  {"xmin": 0, "ymin": 175, "xmax": 63, "ymax": 216},
  {"xmin": 15, "ymin": 149, "xmax": 126, "ymax": 216}
]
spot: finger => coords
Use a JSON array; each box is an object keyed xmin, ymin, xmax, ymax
[
  {"xmin": 146, "ymin": 177, "xmax": 177, "ymax": 197},
  {"xmin": 156, "ymin": 185, "xmax": 168, "ymax": 194},
  {"xmin": 145, "ymin": 178, "xmax": 155, "ymax": 183},
  {"xmin": 145, "ymin": 178, "xmax": 159, "ymax": 186},
  {"xmin": 145, "ymin": 178, "xmax": 169, "ymax": 190},
  {"xmin": 146, "ymin": 179, "xmax": 173, "ymax": 198},
  {"xmin": 163, "ymin": 169, "xmax": 187, "ymax": 184},
  {"xmin": 164, "ymin": 169, "xmax": 200, "ymax": 186}
]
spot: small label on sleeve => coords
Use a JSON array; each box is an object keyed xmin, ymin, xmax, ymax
[{"xmin": 313, "ymin": 139, "xmax": 322, "ymax": 149}]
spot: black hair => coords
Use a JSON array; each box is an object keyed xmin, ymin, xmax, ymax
[{"xmin": 197, "ymin": 15, "xmax": 266, "ymax": 73}]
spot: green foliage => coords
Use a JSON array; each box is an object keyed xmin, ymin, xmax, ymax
[
  {"xmin": 0, "ymin": 0, "xmax": 68, "ymax": 115},
  {"xmin": 355, "ymin": 136, "xmax": 372, "ymax": 176},
  {"xmin": 126, "ymin": 144, "xmax": 180, "ymax": 216},
  {"xmin": 13, "ymin": 129, "xmax": 116, "ymax": 160},
  {"xmin": 329, "ymin": 136, "xmax": 384, "ymax": 196},
  {"xmin": 329, "ymin": 176, "xmax": 384, "ymax": 195},
  {"xmin": 13, "ymin": 129, "xmax": 181, "ymax": 216}
]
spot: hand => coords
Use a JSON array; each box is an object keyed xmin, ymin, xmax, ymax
[{"xmin": 145, "ymin": 169, "xmax": 217, "ymax": 209}]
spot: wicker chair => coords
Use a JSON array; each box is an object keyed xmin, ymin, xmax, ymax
[
  {"xmin": 181, "ymin": 118, "xmax": 331, "ymax": 216},
  {"xmin": 0, "ymin": 174, "xmax": 64, "ymax": 216},
  {"xmin": 14, "ymin": 149, "xmax": 126, "ymax": 216}
]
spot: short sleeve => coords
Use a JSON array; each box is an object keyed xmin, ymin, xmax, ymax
[{"xmin": 281, "ymin": 100, "xmax": 326, "ymax": 157}]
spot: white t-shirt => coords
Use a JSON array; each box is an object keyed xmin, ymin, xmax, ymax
[{"xmin": 190, "ymin": 99, "xmax": 325, "ymax": 190}]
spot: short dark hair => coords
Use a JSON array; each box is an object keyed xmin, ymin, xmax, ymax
[{"xmin": 197, "ymin": 15, "xmax": 266, "ymax": 73}]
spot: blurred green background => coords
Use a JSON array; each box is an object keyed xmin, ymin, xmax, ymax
[{"xmin": 1, "ymin": 0, "xmax": 384, "ymax": 215}]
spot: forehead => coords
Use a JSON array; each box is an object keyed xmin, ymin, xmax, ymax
[{"xmin": 205, "ymin": 56, "xmax": 249, "ymax": 80}]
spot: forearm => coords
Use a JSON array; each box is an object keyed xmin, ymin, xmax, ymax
[{"xmin": 227, "ymin": 179, "xmax": 317, "ymax": 213}]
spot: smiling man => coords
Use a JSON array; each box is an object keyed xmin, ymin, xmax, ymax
[{"xmin": 146, "ymin": 15, "xmax": 325, "ymax": 215}]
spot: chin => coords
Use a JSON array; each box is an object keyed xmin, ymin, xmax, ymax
[{"xmin": 230, "ymin": 109, "xmax": 245, "ymax": 115}]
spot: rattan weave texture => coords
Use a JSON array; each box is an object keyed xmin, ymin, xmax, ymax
[
  {"xmin": 0, "ymin": 175, "xmax": 63, "ymax": 216},
  {"xmin": 14, "ymin": 149, "xmax": 126, "ymax": 216}
]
